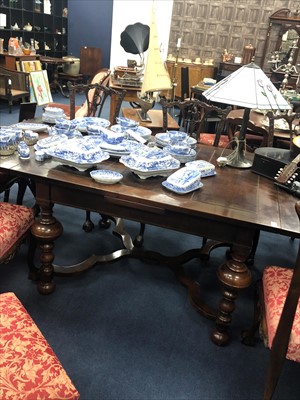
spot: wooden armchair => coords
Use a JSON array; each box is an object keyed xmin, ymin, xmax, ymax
[
  {"xmin": 46, "ymin": 68, "xmax": 111, "ymax": 119},
  {"xmin": 160, "ymin": 98, "xmax": 232, "ymax": 147},
  {"xmin": 260, "ymin": 201, "xmax": 300, "ymax": 399},
  {"xmin": 0, "ymin": 66, "xmax": 30, "ymax": 113}
]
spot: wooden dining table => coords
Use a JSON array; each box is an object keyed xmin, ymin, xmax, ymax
[{"xmin": 1, "ymin": 140, "xmax": 299, "ymax": 346}]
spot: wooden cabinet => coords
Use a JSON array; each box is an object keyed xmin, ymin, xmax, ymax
[
  {"xmin": 217, "ymin": 62, "xmax": 242, "ymax": 80},
  {"xmin": 165, "ymin": 61, "xmax": 215, "ymax": 99},
  {"xmin": 0, "ymin": 0, "xmax": 68, "ymax": 58}
]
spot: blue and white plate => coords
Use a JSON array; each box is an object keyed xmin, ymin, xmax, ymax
[
  {"xmin": 14, "ymin": 123, "xmax": 49, "ymax": 132},
  {"xmin": 162, "ymin": 167, "xmax": 203, "ymax": 194},
  {"xmin": 35, "ymin": 134, "xmax": 68, "ymax": 151},
  {"xmin": 44, "ymin": 137, "xmax": 110, "ymax": 171},
  {"xmin": 90, "ymin": 169, "xmax": 123, "ymax": 184}
]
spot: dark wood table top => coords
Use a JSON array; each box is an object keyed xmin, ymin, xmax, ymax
[{"xmin": 1, "ymin": 142, "xmax": 299, "ymax": 238}]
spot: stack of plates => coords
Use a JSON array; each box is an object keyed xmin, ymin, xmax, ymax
[{"xmin": 98, "ymin": 139, "xmax": 144, "ymax": 157}]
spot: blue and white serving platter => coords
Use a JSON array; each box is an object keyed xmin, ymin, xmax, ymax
[
  {"xmin": 44, "ymin": 137, "xmax": 110, "ymax": 171},
  {"xmin": 72, "ymin": 117, "xmax": 110, "ymax": 132},
  {"xmin": 119, "ymin": 147, "xmax": 180, "ymax": 179},
  {"xmin": 162, "ymin": 167, "xmax": 203, "ymax": 194},
  {"xmin": 34, "ymin": 134, "xmax": 68, "ymax": 151},
  {"xmin": 14, "ymin": 122, "xmax": 49, "ymax": 132},
  {"xmin": 90, "ymin": 169, "xmax": 123, "ymax": 184},
  {"xmin": 155, "ymin": 132, "xmax": 197, "ymax": 148}
]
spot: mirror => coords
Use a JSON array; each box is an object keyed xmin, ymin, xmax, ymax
[{"xmin": 261, "ymin": 9, "xmax": 300, "ymax": 72}]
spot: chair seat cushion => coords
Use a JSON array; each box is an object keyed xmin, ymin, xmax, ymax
[
  {"xmin": 0, "ymin": 292, "xmax": 80, "ymax": 399},
  {"xmin": 263, "ymin": 265, "xmax": 300, "ymax": 362},
  {"xmin": 0, "ymin": 202, "xmax": 34, "ymax": 258},
  {"xmin": 199, "ymin": 133, "xmax": 229, "ymax": 148}
]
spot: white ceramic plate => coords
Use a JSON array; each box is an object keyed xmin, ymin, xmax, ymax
[
  {"xmin": 14, "ymin": 123, "xmax": 49, "ymax": 132},
  {"xmin": 90, "ymin": 169, "xmax": 123, "ymax": 184}
]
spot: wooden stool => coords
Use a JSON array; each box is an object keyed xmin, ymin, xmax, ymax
[{"xmin": 0, "ymin": 292, "xmax": 80, "ymax": 399}]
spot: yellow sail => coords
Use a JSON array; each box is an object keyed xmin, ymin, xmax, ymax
[{"xmin": 141, "ymin": 2, "xmax": 172, "ymax": 95}]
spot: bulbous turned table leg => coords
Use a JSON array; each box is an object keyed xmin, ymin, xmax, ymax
[
  {"xmin": 211, "ymin": 244, "xmax": 252, "ymax": 346},
  {"xmin": 31, "ymin": 203, "xmax": 63, "ymax": 294}
]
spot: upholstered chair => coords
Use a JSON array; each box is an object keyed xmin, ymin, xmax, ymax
[
  {"xmin": 0, "ymin": 292, "xmax": 80, "ymax": 399},
  {"xmin": 0, "ymin": 202, "xmax": 35, "ymax": 265}
]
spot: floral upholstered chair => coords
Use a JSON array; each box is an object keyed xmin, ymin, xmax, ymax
[
  {"xmin": 0, "ymin": 202, "xmax": 35, "ymax": 264},
  {"xmin": 0, "ymin": 292, "xmax": 80, "ymax": 399},
  {"xmin": 260, "ymin": 200, "xmax": 300, "ymax": 399}
]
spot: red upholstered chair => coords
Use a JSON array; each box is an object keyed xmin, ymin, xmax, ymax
[
  {"xmin": 160, "ymin": 98, "xmax": 232, "ymax": 147},
  {"xmin": 0, "ymin": 202, "xmax": 35, "ymax": 264},
  {"xmin": 0, "ymin": 292, "xmax": 80, "ymax": 399},
  {"xmin": 259, "ymin": 200, "xmax": 300, "ymax": 399}
]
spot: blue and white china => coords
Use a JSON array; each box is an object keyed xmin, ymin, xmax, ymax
[
  {"xmin": 14, "ymin": 123, "xmax": 49, "ymax": 132},
  {"xmin": 111, "ymin": 124, "xmax": 151, "ymax": 141},
  {"xmin": 90, "ymin": 169, "xmax": 123, "ymax": 184},
  {"xmin": 162, "ymin": 167, "xmax": 203, "ymax": 194},
  {"xmin": 168, "ymin": 130, "xmax": 187, "ymax": 144},
  {"xmin": 17, "ymin": 141, "xmax": 30, "ymax": 159},
  {"xmin": 73, "ymin": 117, "xmax": 110, "ymax": 132},
  {"xmin": 155, "ymin": 132, "xmax": 197, "ymax": 148},
  {"xmin": 185, "ymin": 160, "xmax": 216, "ymax": 177},
  {"xmin": 35, "ymin": 134, "xmax": 68, "ymax": 151},
  {"xmin": 119, "ymin": 147, "xmax": 180, "ymax": 179},
  {"xmin": 116, "ymin": 117, "xmax": 139, "ymax": 131},
  {"xmin": 55, "ymin": 118, "xmax": 77, "ymax": 130},
  {"xmin": 35, "ymin": 150, "xmax": 45, "ymax": 162},
  {"xmin": 23, "ymin": 130, "xmax": 39, "ymax": 145},
  {"xmin": 165, "ymin": 147, "xmax": 197, "ymax": 164},
  {"xmin": 0, "ymin": 129, "xmax": 19, "ymax": 155},
  {"xmin": 44, "ymin": 136, "xmax": 110, "ymax": 171}
]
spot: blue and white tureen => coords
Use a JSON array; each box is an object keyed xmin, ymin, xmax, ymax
[{"xmin": 119, "ymin": 146, "xmax": 180, "ymax": 179}]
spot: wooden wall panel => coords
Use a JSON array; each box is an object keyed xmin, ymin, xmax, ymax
[{"xmin": 168, "ymin": 0, "xmax": 295, "ymax": 71}]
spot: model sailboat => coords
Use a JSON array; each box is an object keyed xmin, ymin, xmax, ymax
[{"xmin": 137, "ymin": 2, "xmax": 172, "ymax": 121}]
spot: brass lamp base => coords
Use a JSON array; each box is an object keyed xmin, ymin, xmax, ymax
[{"xmin": 226, "ymin": 140, "xmax": 252, "ymax": 169}]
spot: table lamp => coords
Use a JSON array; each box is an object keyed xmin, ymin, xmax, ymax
[{"xmin": 203, "ymin": 61, "xmax": 292, "ymax": 168}]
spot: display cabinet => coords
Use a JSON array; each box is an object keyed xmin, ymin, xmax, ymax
[{"xmin": 0, "ymin": 0, "xmax": 68, "ymax": 58}]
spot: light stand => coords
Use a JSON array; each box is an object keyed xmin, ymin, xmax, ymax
[
  {"xmin": 202, "ymin": 62, "xmax": 292, "ymax": 169},
  {"xmin": 170, "ymin": 45, "xmax": 180, "ymax": 102}
]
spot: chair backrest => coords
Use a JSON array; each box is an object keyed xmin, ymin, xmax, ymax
[
  {"xmin": 267, "ymin": 111, "xmax": 300, "ymax": 149},
  {"xmin": 68, "ymin": 81, "xmax": 126, "ymax": 124},
  {"xmin": 160, "ymin": 98, "xmax": 231, "ymax": 145},
  {"xmin": 79, "ymin": 46, "xmax": 102, "ymax": 79},
  {"xmin": 73, "ymin": 69, "xmax": 111, "ymax": 119},
  {"xmin": 263, "ymin": 200, "xmax": 300, "ymax": 399}
]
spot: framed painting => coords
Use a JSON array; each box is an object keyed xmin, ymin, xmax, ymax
[{"xmin": 30, "ymin": 71, "xmax": 50, "ymax": 105}]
